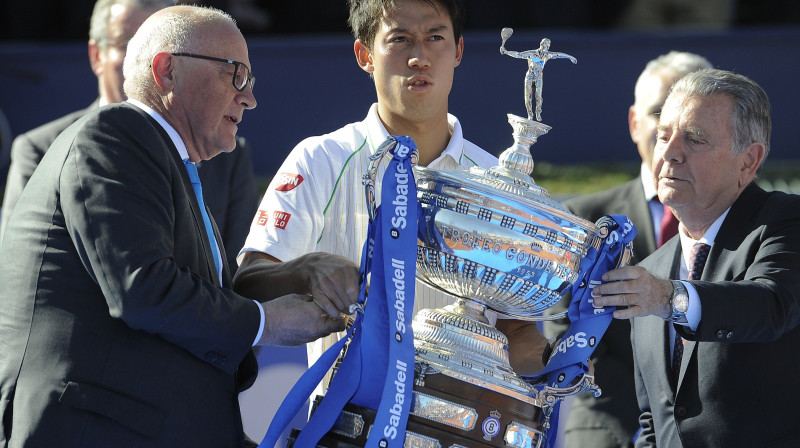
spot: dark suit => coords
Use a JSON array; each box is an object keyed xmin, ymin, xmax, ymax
[
  {"xmin": 0, "ymin": 100, "xmax": 259, "ymax": 272},
  {"xmin": 633, "ymin": 184, "xmax": 800, "ymax": 447},
  {"xmin": 544, "ymin": 177, "xmax": 656, "ymax": 447},
  {"xmin": 0, "ymin": 103, "xmax": 260, "ymax": 447}
]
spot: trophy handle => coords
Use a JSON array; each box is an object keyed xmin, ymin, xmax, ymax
[
  {"xmin": 362, "ymin": 136, "xmax": 420, "ymax": 222},
  {"xmin": 362, "ymin": 136, "xmax": 399, "ymax": 222},
  {"xmin": 594, "ymin": 215, "xmax": 635, "ymax": 269}
]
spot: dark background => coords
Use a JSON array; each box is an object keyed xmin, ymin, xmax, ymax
[{"xmin": 2, "ymin": 27, "xmax": 799, "ymax": 180}]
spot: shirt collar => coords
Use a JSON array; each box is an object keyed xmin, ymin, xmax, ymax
[
  {"xmin": 434, "ymin": 114, "xmax": 464, "ymax": 167},
  {"xmin": 365, "ymin": 102, "xmax": 465, "ymax": 168},
  {"xmin": 678, "ymin": 207, "xmax": 730, "ymax": 262},
  {"xmin": 126, "ymin": 98, "xmax": 189, "ymax": 161}
]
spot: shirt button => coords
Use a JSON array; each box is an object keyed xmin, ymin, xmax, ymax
[
  {"xmin": 716, "ymin": 330, "xmax": 726, "ymax": 339},
  {"xmin": 675, "ymin": 406, "xmax": 687, "ymax": 418},
  {"xmin": 726, "ymin": 331, "xmax": 734, "ymax": 340}
]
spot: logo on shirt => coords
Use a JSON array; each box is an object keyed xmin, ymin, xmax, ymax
[
  {"xmin": 255, "ymin": 210, "xmax": 270, "ymax": 226},
  {"xmin": 274, "ymin": 173, "xmax": 304, "ymax": 192},
  {"xmin": 254, "ymin": 210, "xmax": 292, "ymax": 229},
  {"xmin": 272, "ymin": 211, "xmax": 291, "ymax": 229}
]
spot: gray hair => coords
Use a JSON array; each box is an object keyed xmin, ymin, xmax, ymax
[
  {"xmin": 122, "ymin": 5, "xmax": 235, "ymax": 101},
  {"xmin": 670, "ymin": 68, "xmax": 771, "ymax": 166},
  {"xmin": 89, "ymin": 0, "xmax": 174, "ymax": 49},
  {"xmin": 635, "ymin": 51, "xmax": 712, "ymax": 102}
]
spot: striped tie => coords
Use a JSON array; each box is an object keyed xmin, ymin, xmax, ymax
[{"xmin": 672, "ymin": 242, "xmax": 711, "ymax": 382}]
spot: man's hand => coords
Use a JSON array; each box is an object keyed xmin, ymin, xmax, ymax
[
  {"xmin": 294, "ymin": 252, "xmax": 361, "ymax": 318},
  {"xmin": 499, "ymin": 320, "xmax": 596, "ymax": 380},
  {"xmin": 497, "ymin": 319, "xmax": 549, "ymax": 376},
  {"xmin": 591, "ymin": 266, "xmax": 674, "ymax": 319},
  {"xmin": 234, "ymin": 251, "xmax": 360, "ymax": 318},
  {"xmin": 256, "ymin": 294, "xmax": 349, "ymax": 346}
]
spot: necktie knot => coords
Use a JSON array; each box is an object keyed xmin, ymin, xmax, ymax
[
  {"xmin": 184, "ymin": 159, "xmax": 201, "ymax": 184},
  {"xmin": 688, "ymin": 242, "xmax": 711, "ymax": 280}
]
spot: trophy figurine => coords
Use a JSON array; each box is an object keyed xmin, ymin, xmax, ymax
[{"xmin": 282, "ymin": 30, "xmax": 633, "ymax": 448}]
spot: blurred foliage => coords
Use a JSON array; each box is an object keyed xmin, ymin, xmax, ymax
[{"xmin": 530, "ymin": 161, "xmax": 638, "ymax": 196}]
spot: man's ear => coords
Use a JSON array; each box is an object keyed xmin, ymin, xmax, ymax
[
  {"xmin": 151, "ymin": 52, "xmax": 176, "ymax": 91},
  {"xmin": 88, "ymin": 40, "xmax": 103, "ymax": 76},
  {"xmin": 354, "ymin": 39, "xmax": 373, "ymax": 74},
  {"xmin": 627, "ymin": 105, "xmax": 639, "ymax": 144},
  {"xmin": 740, "ymin": 142, "xmax": 766, "ymax": 187},
  {"xmin": 454, "ymin": 36, "xmax": 464, "ymax": 67}
]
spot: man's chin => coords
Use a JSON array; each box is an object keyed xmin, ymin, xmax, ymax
[{"xmin": 219, "ymin": 137, "xmax": 238, "ymax": 153}]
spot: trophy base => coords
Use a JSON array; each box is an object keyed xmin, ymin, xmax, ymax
[{"xmin": 286, "ymin": 371, "xmax": 544, "ymax": 448}]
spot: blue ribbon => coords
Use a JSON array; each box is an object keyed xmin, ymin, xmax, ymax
[
  {"xmin": 524, "ymin": 214, "xmax": 636, "ymax": 448},
  {"xmin": 259, "ymin": 136, "xmax": 418, "ymax": 448}
]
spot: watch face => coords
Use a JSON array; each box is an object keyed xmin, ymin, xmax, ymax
[{"xmin": 674, "ymin": 293, "xmax": 689, "ymax": 313}]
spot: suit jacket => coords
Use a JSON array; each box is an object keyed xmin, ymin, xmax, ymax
[
  {"xmin": 543, "ymin": 177, "xmax": 656, "ymax": 446},
  {"xmin": 0, "ymin": 100, "xmax": 259, "ymax": 273},
  {"xmin": 0, "ymin": 103, "xmax": 260, "ymax": 447},
  {"xmin": 633, "ymin": 184, "xmax": 800, "ymax": 447}
]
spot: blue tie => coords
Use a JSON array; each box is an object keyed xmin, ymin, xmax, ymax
[{"xmin": 184, "ymin": 160, "xmax": 222, "ymax": 282}]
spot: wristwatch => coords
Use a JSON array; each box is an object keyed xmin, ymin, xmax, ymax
[{"xmin": 668, "ymin": 280, "xmax": 689, "ymax": 323}]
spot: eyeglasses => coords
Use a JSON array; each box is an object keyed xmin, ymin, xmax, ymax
[{"xmin": 172, "ymin": 53, "xmax": 255, "ymax": 91}]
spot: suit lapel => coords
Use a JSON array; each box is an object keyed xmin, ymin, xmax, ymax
[
  {"xmin": 641, "ymin": 239, "xmax": 683, "ymax": 393},
  {"xmin": 661, "ymin": 321, "xmax": 680, "ymax": 394},
  {"xmin": 179, "ymin": 163, "xmax": 222, "ymax": 287},
  {"xmin": 130, "ymin": 102, "xmax": 223, "ymax": 287}
]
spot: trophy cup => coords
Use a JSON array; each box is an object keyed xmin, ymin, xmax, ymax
[{"xmin": 287, "ymin": 30, "xmax": 632, "ymax": 448}]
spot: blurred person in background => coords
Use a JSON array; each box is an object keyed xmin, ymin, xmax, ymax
[{"xmin": 1, "ymin": 0, "xmax": 259, "ymax": 275}]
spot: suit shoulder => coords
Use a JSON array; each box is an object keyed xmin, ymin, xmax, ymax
[
  {"xmin": 762, "ymin": 188, "xmax": 800, "ymax": 208},
  {"xmin": 66, "ymin": 105, "xmax": 173, "ymax": 167},
  {"xmin": 735, "ymin": 185, "xmax": 800, "ymax": 223}
]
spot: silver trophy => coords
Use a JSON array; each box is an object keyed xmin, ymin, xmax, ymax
[
  {"xmin": 318, "ymin": 31, "xmax": 629, "ymax": 448},
  {"xmin": 408, "ymin": 28, "xmax": 599, "ymax": 409}
]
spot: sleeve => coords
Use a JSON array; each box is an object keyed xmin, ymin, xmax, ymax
[
  {"xmin": 239, "ymin": 138, "xmax": 334, "ymax": 262},
  {"xmin": 682, "ymin": 197, "xmax": 800, "ymax": 344},
  {"xmin": 60, "ymin": 111, "xmax": 259, "ymax": 374}
]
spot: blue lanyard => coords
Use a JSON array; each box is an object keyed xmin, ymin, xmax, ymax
[
  {"xmin": 259, "ymin": 136, "xmax": 418, "ymax": 448},
  {"xmin": 525, "ymin": 214, "xmax": 636, "ymax": 447}
]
